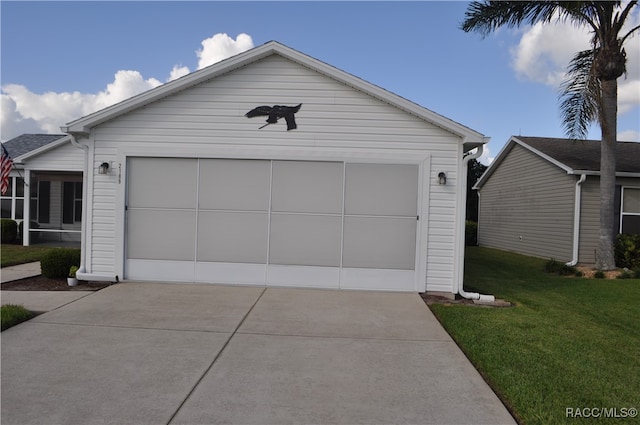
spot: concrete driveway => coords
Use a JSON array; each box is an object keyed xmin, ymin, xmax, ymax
[{"xmin": 1, "ymin": 283, "xmax": 515, "ymax": 425}]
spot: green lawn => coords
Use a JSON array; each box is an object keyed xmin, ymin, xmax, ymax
[
  {"xmin": 430, "ymin": 247, "xmax": 640, "ymax": 425},
  {"xmin": 1, "ymin": 304, "xmax": 35, "ymax": 331},
  {"xmin": 0, "ymin": 244, "xmax": 52, "ymax": 268}
]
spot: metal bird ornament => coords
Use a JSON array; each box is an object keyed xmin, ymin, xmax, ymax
[{"xmin": 245, "ymin": 103, "xmax": 302, "ymax": 130}]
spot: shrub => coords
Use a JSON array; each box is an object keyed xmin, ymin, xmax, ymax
[
  {"xmin": 40, "ymin": 248, "xmax": 81, "ymax": 279},
  {"xmin": 544, "ymin": 259, "xmax": 562, "ymax": 273},
  {"xmin": 69, "ymin": 265, "xmax": 78, "ymax": 278},
  {"xmin": 617, "ymin": 269, "xmax": 634, "ymax": 279},
  {"xmin": 594, "ymin": 270, "xmax": 606, "ymax": 279},
  {"xmin": 614, "ymin": 233, "xmax": 640, "ymax": 270},
  {"xmin": 465, "ymin": 221, "xmax": 478, "ymax": 246},
  {"xmin": 1, "ymin": 219, "xmax": 18, "ymax": 243},
  {"xmin": 544, "ymin": 258, "xmax": 578, "ymax": 276}
]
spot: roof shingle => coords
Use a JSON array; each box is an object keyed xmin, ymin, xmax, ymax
[
  {"xmin": 1, "ymin": 134, "xmax": 67, "ymax": 158},
  {"xmin": 516, "ymin": 136, "xmax": 640, "ymax": 173}
]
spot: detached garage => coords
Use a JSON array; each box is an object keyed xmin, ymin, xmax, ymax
[{"xmin": 61, "ymin": 41, "xmax": 487, "ymax": 294}]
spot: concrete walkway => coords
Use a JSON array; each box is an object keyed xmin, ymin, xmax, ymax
[
  {"xmin": 1, "ymin": 282, "xmax": 515, "ymax": 425},
  {"xmin": 1, "ymin": 262, "xmax": 92, "ymax": 312},
  {"xmin": 1, "ymin": 290, "xmax": 92, "ymax": 312},
  {"xmin": 0, "ymin": 261, "xmax": 41, "ymax": 283}
]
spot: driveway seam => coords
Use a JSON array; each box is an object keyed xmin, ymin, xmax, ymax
[
  {"xmin": 24, "ymin": 320, "xmax": 236, "ymax": 334},
  {"xmin": 235, "ymin": 330, "xmax": 452, "ymax": 343},
  {"xmin": 165, "ymin": 286, "xmax": 268, "ymax": 425}
]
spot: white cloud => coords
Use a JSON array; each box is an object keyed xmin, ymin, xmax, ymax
[
  {"xmin": 511, "ymin": 9, "xmax": 640, "ymax": 112},
  {"xmin": 1, "ymin": 33, "xmax": 254, "ymax": 141},
  {"xmin": 1, "ymin": 70, "xmax": 162, "ymax": 141},
  {"xmin": 511, "ymin": 21, "xmax": 590, "ymax": 86},
  {"xmin": 618, "ymin": 129, "xmax": 640, "ymax": 142},
  {"xmin": 197, "ymin": 33, "xmax": 254, "ymax": 70},
  {"xmin": 168, "ymin": 65, "xmax": 190, "ymax": 82},
  {"xmin": 0, "ymin": 94, "xmax": 43, "ymax": 140}
]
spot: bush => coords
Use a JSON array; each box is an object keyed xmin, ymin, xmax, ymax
[
  {"xmin": 617, "ymin": 270, "xmax": 634, "ymax": 279},
  {"xmin": 544, "ymin": 258, "xmax": 578, "ymax": 276},
  {"xmin": 1, "ymin": 219, "xmax": 18, "ymax": 243},
  {"xmin": 40, "ymin": 248, "xmax": 81, "ymax": 279},
  {"xmin": 614, "ymin": 233, "xmax": 640, "ymax": 270},
  {"xmin": 465, "ymin": 221, "xmax": 478, "ymax": 246}
]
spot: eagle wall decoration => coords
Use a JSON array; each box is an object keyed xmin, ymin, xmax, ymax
[{"xmin": 245, "ymin": 103, "xmax": 302, "ymax": 130}]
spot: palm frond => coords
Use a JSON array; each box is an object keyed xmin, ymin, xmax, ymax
[
  {"xmin": 559, "ymin": 49, "xmax": 600, "ymax": 140},
  {"xmin": 461, "ymin": 1, "xmax": 561, "ymax": 36}
]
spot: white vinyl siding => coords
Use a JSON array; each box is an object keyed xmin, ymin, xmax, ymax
[
  {"xmin": 24, "ymin": 142, "xmax": 84, "ymax": 172},
  {"xmin": 86, "ymin": 54, "xmax": 463, "ymax": 291}
]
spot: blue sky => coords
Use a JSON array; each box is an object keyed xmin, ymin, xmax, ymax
[{"xmin": 2, "ymin": 1, "xmax": 639, "ymax": 163}]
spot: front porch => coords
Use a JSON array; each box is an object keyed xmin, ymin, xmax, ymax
[{"xmin": 1, "ymin": 171, "xmax": 83, "ymax": 246}]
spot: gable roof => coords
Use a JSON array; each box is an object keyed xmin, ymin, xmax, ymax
[
  {"xmin": 474, "ymin": 136, "xmax": 640, "ymax": 189},
  {"xmin": 62, "ymin": 41, "xmax": 486, "ymax": 147},
  {"xmin": 2, "ymin": 134, "xmax": 67, "ymax": 159}
]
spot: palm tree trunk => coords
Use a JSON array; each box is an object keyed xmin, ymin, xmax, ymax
[{"xmin": 596, "ymin": 79, "xmax": 618, "ymax": 270}]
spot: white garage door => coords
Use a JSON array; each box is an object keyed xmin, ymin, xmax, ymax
[{"xmin": 125, "ymin": 158, "xmax": 419, "ymax": 290}]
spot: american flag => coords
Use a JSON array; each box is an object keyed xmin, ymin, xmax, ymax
[{"xmin": 1, "ymin": 144, "xmax": 14, "ymax": 195}]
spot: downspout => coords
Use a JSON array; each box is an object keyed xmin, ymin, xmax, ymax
[
  {"xmin": 566, "ymin": 174, "xmax": 586, "ymax": 266},
  {"xmin": 68, "ymin": 133, "xmax": 118, "ymax": 283},
  {"xmin": 458, "ymin": 144, "xmax": 495, "ymax": 302}
]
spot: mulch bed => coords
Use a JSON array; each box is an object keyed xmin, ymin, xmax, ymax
[
  {"xmin": 420, "ymin": 293, "xmax": 512, "ymax": 307},
  {"xmin": 1, "ymin": 276, "xmax": 110, "ymax": 291}
]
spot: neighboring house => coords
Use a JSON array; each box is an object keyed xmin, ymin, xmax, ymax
[
  {"xmin": 1, "ymin": 134, "xmax": 84, "ymax": 245},
  {"xmin": 60, "ymin": 41, "xmax": 488, "ymax": 294},
  {"xmin": 474, "ymin": 136, "xmax": 640, "ymax": 265}
]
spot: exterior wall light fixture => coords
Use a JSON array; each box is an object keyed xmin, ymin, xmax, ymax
[
  {"xmin": 437, "ymin": 172, "xmax": 447, "ymax": 185},
  {"xmin": 98, "ymin": 162, "xmax": 110, "ymax": 175}
]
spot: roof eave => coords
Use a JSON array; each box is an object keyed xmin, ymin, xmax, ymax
[{"xmin": 13, "ymin": 135, "xmax": 72, "ymax": 162}]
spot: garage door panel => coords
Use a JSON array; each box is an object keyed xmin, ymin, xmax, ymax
[
  {"xmin": 269, "ymin": 214, "xmax": 341, "ymax": 267},
  {"xmin": 126, "ymin": 158, "xmax": 421, "ymax": 290},
  {"xmin": 271, "ymin": 161, "xmax": 343, "ymax": 214},
  {"xmin": 127, "ymin": 158, "xmax": 197, "ymax": 209},
  {"xmin": 345, "ymin": 163, "xmax": 418, "ymax": 217},
  {"xmin": 127, "ymin": 209, "xmax": 196, "ymax": 261},
  {"xmin": 197, "ymin": 211, "xmax": 268, "ymax": 263},
  {"xmin": 199, "ymin": 159, "xmax": 270, "ymax": 211},
  {"xmin": 343, "ymin": 217, "xmax": 416, "ymax": 270}
]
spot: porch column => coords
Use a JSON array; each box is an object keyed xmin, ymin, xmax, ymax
[{"xmin": 22, "ymin": 170, "xmax": 30, "ymax": 246}]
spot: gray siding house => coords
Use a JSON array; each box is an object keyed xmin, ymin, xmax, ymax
[{"xmin": 474, "ymin": 136, "xmax": 640, "ymax": 265}]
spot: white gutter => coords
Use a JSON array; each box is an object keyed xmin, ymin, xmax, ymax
[
  {"xmin": 458, "ymin": 144, "xmax": 495, "ymax": 303},
  {"xmin": 68, "ymin": 133, "xmax": 118, "ymax": 283},
  {"xmin": 566, "ymin": 174, "xmax": 587, "ymax": 266}
]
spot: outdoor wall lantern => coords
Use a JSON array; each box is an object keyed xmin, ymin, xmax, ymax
[
  {"xmin": 98, "ymin": 162, "xmax": 110, "ymax": 175},
  {"xmin": 437, "ymin": 172, "xmax": 447, "ymax": 185}
]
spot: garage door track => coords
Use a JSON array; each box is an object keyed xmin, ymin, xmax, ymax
[{"xmin": 1, "ymin": 283, "xmax": 515, "ymax": 424}]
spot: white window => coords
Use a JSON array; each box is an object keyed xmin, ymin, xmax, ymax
[
  {"xmin": 0, "ymin": 177, "xmax": 25, "ymax": 220},
  {"xmin": 620, "ymin": 187, "xmax": 640, "ymax": 234}
]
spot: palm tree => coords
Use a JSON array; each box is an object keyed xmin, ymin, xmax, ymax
[{"xmin": 462, "ymin": 1, "xmax": 639, "ymax": 270}]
